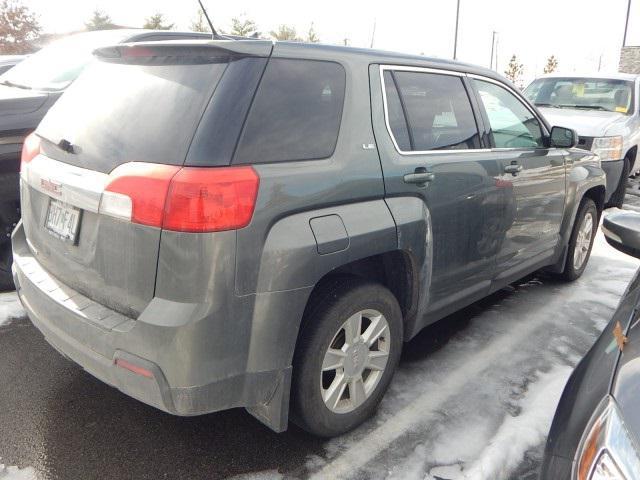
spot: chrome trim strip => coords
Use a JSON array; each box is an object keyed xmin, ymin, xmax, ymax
[
  {"xmin": 22, "ymin": 154, "xmax": 110, "ymax": 213},
  {"xmin": 378, "ymin": 65, "xmax": 490, "ymax": 156}
]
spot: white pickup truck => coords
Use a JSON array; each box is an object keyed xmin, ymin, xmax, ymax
[{"xmin": 525, "ymin": 73, "xmax": 640, "ymax": 208}]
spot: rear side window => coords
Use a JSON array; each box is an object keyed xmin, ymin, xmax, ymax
[
  {"xmin": 382, "ymin": 71, "xmax": 411, "ymax": 151},
  {"xmin": 234, "ymin": 59, "xmax": 346, "ymax": 164},
  {"xmin": 383, "ymin": 70, "xmax": 480, "ymax": 152}
]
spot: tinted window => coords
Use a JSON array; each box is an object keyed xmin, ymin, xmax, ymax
[
  {"xmin": 387, "ymin": 71, "xmax": 480, "ymax": 151},
  {"xmin": 474, "ymin": 80, "xmax": 544, "ymax": 149},
  {"xmin": 38, "ymin": 55, "xmax": 228, "ymax": 173},
  {"xmin": 382, "ymin": 71, "xmax": 411, "ymax": 151},
  {"xmin": 234, "ymin": 59, "xmax": 345, "ymax": 164}
]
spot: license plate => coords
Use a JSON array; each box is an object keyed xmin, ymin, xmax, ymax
[{"xmin": 45, "ymin": 199, "xmax": 81, "ymax": 243}]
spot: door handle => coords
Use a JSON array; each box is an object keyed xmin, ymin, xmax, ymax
[
  {"xmin": 504, "ymin": 163, "xmax": 523, "ymax": 176},
  {"xmin": 403, "ymin": 168, "xmax": 435, "ymax": 186}
]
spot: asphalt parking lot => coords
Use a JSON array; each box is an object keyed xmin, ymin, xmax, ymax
[{"xmin": 2, "ymin": 194, "xmax": 640, "ymax": 480}]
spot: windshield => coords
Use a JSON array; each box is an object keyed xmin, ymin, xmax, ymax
[
  {"xmin": 524, "ymin": 77, "xmax": 635, "ymax": 114},
  {"xmin": 0, "ymin": 30, "xmax": 131, "ymax": 91}
]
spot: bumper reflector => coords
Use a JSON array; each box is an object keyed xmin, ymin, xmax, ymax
[{"xmin": 115, "ymin": 358, "xmax": 154, "ymax": 379}]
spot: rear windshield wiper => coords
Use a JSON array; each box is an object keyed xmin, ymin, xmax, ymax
[
  {"xmin": 534, "ymin": 103, "xmax": 559, "ymax": 108},
  {"xmin": 38, "ymin": 134, "xmax": 77, "ymax": 154}
]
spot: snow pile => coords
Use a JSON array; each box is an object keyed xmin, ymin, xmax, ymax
[
  {"xmin": 0, "ymin": 464, "xmax": 36, "ymax": 480},
  {"xmin": 0, "ymin": 292, "xmax": 25, "ymax": 327},
  {"xmin": 452, "ymin": 366, "xmax": 572, "ymax": 479},
  {"xmin": 228, "ymin": 471, "xmax": 283, "ymax": 480}
]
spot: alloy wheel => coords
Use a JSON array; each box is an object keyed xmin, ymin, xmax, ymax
[
  {"xmin": 573, "ymin": 211, "xmax": 594, "ymax": 270},
  {"xmin": 320, "ymin": 309, "xmax": 390, "ymax": 414}
]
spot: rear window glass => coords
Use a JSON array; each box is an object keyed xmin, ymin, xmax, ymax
[
  {"xmin": 233, "ymin": 58, "xmax": 346, "ymax": 164},
  {"xmin": 37, "ymin": 56, "xmax": 228, "ymax": 173},
  {"xmin": 386, "ymin": 70, "xmax": 480, "ymax": 152}
]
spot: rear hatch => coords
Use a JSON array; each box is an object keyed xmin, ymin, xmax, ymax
[{"xmin": 20, "ymin": 41, "xmax": 271, "ymax": 317}]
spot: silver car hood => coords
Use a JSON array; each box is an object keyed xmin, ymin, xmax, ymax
[{"xmin": 538, "ymin": 107, "xmax": 626, "ymax": 137}]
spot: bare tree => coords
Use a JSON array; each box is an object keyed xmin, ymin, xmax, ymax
[
  {"xmin": 0, "ymin": 0, "xmax": 40, "ymax": 54},
  {"xmin": 270, "ymin": 24, "xmax": 300, "ymax": 41},
  {"xmin": 85, "ymin": 9, "xmax": 115, "ymax": 31},
  {"xmin": 190, "ymin": 10, "xmax": 209, "ymax": 33},
  {"xmin": 306, "ymin": 22, "xmax": 319, "ymax": 43},
  {"xmin": 543, "ymin": 55, "xmax": 559, "ymax": 74},
  {"xmin": 143, "ymin": 13, "xmax": 174, "ymax": 30},
  {"xmin": 504, "ymin": 54, "xmax": 524, "ymax": 86},
  {"xmin": 230, "ymin": 14, "xmax": 259, "ymax": 37}
]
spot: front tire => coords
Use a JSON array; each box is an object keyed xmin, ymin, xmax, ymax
[
  {"xmin": 291, "ymin": 277, "xmax": 403, "ymax": 437},
  {"xmin": 559, "ymin": 198, "xmax": 598, "ymax": 281}
]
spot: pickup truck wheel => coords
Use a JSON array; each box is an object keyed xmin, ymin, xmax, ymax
[
  {"xmin": 291, "ymin": 277, "xmax": 403, "ymax": 437},
  {"xmin": 560, "ymin": 198, "xmax": 597, "ymax": 281},
  {"xmin": 606, "ymin": 159, "xmax": 630, "ymax": 209}
]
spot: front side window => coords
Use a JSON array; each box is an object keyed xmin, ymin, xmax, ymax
[
  {"xmin": 474, "ymin": 80, "xmax": 544, "ymax": 149},
  {"xmin": 383, "ymin": 69, "xmax": 480, "ymax": 152},
  {"xmin": 234, "ymin": 58, "xmax": 346, "ymax": 164}
]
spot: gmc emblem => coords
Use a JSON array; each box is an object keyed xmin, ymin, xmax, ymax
[{"xmin": 40, "ymin": 178, "xmax": 62, "ymax": 196}]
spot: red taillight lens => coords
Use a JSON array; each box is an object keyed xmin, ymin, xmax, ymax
[
  {"xmin": 101, "ymin": 164, "xmax": 259, "ymax": 232},
  {"xmin": 20, "ymin": 132, "xmax": 41, "ymax": 172},
  {"xmin": 163, "ymin": 166, "xmax": 259, "ymax": 232},
  {"xmin": 103, "ymin": 163, "xmax": 180, "ymax": 227}
]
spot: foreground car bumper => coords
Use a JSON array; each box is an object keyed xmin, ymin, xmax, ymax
[
  {"xmin": 602, "ymin": 159, "xmax": 624, "ymax": 203},
  {"xmin": 11, "ymin": 222, "xmax": 291, "ymax": 429}
]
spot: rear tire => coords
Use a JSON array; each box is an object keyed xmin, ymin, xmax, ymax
[
  {"xmin": 558, "ymin": 198, "xmax": 598, "ymax": 281},
  {"xmin": 606, "ymin": 159, "xmax": 629, "ymax": 209},
  {"xmin": 291, "ymin": 277, "xmax": 403, "ymax": 437}
]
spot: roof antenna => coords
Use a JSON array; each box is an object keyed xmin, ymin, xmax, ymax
[{"xmin": 197, "ymin": 0, "xmax": 220, "ymax": 39}]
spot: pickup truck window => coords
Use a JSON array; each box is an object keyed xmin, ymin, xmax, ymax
[
  {"xmin": 474, "ymin": 80, "xmax": 544, "ymax": 149},
  {"xmin": 383, "ymin": 70, "xmax": 481, "ymax": 152},
  {"xmin": 525, "ymin": 77, "xmax": 635, "ymax": 115}
]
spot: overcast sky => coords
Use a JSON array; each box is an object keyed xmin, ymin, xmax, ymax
[{"xmin": 24, "ymin": 0, "xmax": 640, "ymax": 83}]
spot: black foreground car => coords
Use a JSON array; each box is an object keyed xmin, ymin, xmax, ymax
[
  {"xmin": 0, "ymin": 29, "xmax": 209, "ymax": 290},
  {"xmin": 542, "ymin": 210, "xmax": 640, "ymax": 479}
]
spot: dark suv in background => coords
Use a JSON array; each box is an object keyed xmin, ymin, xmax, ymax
[
  {"xmin": 0, "ymin": 29, "xmax": 209, "ymax": 290},
  {"xmin": 13, "ymin": 39, "xmax": 605, "ymax": 437}
]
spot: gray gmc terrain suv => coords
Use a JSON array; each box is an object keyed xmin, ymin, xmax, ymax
[{"xmin": 13, "ymin": 40, "xmax": 606, "ymax": 437}]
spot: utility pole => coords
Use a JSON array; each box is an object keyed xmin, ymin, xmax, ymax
[
  {"xmin": 370, "ymin": 18, "xmax": 376, "ymax": 48},
  {"xmin": 453, "ymin": 0, "xmax": 461, "ymax": 59},
  {"xmin": 623, "ymin": 0, "xmax": 632, "ymax": 47},
  {"xmin": 490, "ymin": 31, "xmax": 497, "ymax": 69}
]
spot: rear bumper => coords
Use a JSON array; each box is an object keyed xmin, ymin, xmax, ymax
[
  {"xmin": 602, "ymin": 159, "xmax": 624, "ymax": 203},
  {"xmin": 12, "ymin": 222, "xmax": 292, "ymax": 428}
]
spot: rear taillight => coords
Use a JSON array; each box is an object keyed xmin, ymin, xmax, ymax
[
  {"xmin": 163, "ymin": 166, "xmax": 259, "ymax": 232},
  {"xmin": 102, "ymin": 163, "xmax": 181, "ymax": 226},
  {"xmin": 101, "ymin": 163, "xmax": 259, "ymax": 233},
  {"xmin": 20, "ymin": 132, "xmax": 41, "ymax": 172}
]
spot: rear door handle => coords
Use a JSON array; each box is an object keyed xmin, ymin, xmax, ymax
[
  {"xmin": 504, "ymin": 163, "xmax": 523, "ymax": 175},
  {"xmin": 404, "ymin": 169, "xmax": 435, "ymax": 186}
]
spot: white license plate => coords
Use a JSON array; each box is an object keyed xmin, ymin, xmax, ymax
[{"xmin": 45, "ymin": 199, "xmax": 81, "ymax": 243}]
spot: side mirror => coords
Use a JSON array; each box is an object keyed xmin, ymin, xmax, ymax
[
  {"xmin": 550, "ymin": 126, "xmax": 578, "ymax": 148},
  {"xmin": 602, "ymin": 211, "xmax": 640, "ymax": 259}
]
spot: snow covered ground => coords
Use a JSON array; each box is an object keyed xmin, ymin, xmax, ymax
[
  {"xmin": 297, "ymin": 226, "xmax": 639, "ymax": 480},
  {"xmin": 1, "ymin": 211, "xmax": 639, "ymax": 480}
]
